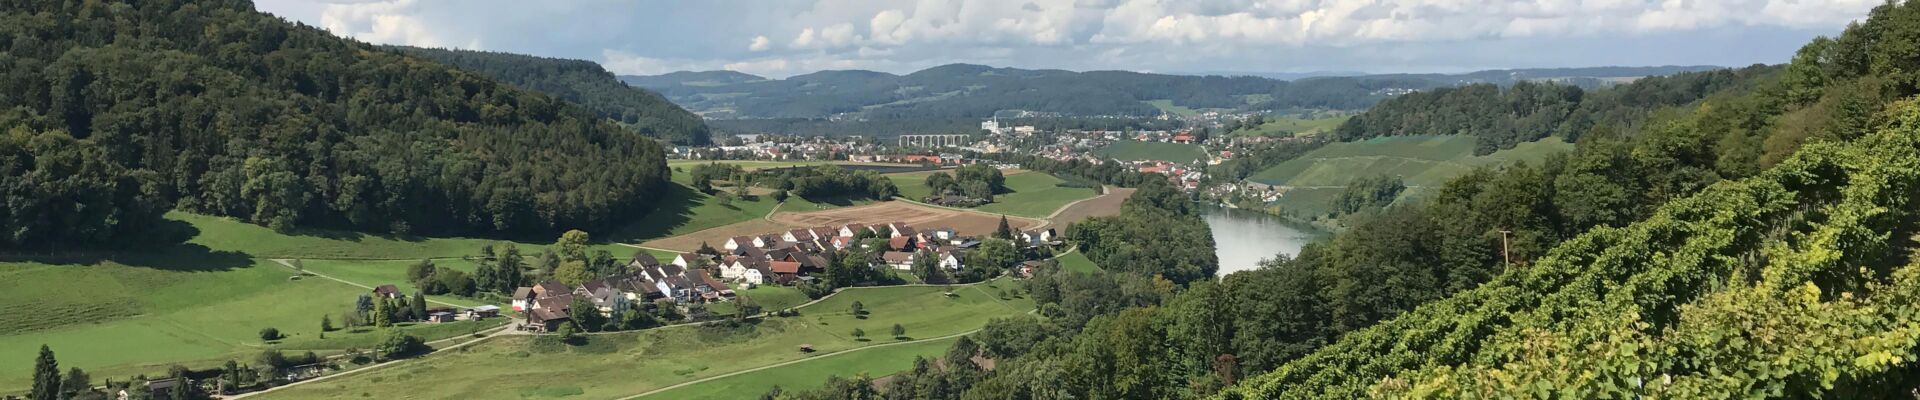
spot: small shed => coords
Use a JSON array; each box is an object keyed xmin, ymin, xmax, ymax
[
  {"xmin": 468, "ymin": 305, "xmax": 501, "ymax": 319},
  {"xmin": 426, "ymin": 311, "xmax": 456, "ymax": 323},
  {"xmin": 372, "ymin": 284, "xmax": 402, "ymax": 299}
]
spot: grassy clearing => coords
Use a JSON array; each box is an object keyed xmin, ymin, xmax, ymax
[
  {"xmin": 890, "ymin": 172, "xmax": 1098, "ymax": 218},
  {"xmin": 1096, "ymin": 141, "xmax": 1208, "ymax": 164},
  {"xmin": 1248, "ymin": 135, "xmax": 1574, "ymax": 218},
  {"xmin": 254, "ymin": 280, "xmax": 1031, "ymax": 400},
  {"xmin": 1145, "ymin": 99, "xmax": 1200, "ymax": 117},
  {"xmin": 0, "ymin": 256, "xmax": 503, "ymax": 393},
  {"xmin": 648, "ymin": 337, "xmax": 958, "ymax": 399},
  {"xmin": 178, "ymin": 212, "xmax": 524, "ymax": 260},
  {"xmin": 974, "ymin": 173, "xmax": 1100, "ymax": 218},
  {"xmin": 1234, "ymin": 116, "xmax": 1350, "ymax": 137},
  {"xmin": 295, "ymin": 259, "xmax": 492, "ymax": 308},
  {"xmin": 1055, "ymin": 251, "xmax": 1102, "ymax": 274}
]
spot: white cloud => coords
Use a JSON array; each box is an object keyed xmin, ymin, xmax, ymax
[{"xmin": 256, "ymin": 0, "xmax": 1879, "ymax": 77}]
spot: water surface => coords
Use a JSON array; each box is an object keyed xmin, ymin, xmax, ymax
[{"xmin": 1203, "ymin": 206, "xmax": 1321, "ymax": 276}]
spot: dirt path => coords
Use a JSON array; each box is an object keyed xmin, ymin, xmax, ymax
[
  {"xmin": 225, "ymin": 324, "xmax": 517, "ymax": 399},
  {"xmin": 267, "ymin": 259, "xmax": 470, "ymax": 309}
]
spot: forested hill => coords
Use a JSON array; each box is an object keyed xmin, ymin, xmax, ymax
[
  {"xmin": 1334, "ymin": 65, "xmax": 1778, "ymax": 154},
  {"xmin": 1225, "ymin": 1, "xmax": 1920, "ymax": 397},
  {"xmin": 620, "ymin": 64, "xmax": 1716, "ymax": 120},
  {"xmin": 394, "ymin": 46, "xmax": 712, "ymax": 145},
  {"xmin": 0, "ymin": 0, "xmax": 670, "ymax": 246}
]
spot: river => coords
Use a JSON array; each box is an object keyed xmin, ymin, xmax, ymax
[{"xmin": 1202, "ymin": 206, "xmax": 1323, "ymax": 276}]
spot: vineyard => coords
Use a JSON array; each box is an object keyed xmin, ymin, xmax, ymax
[{"xmin": 1223, "ymin": 100, "xmax": 1920, "ymax": 398}]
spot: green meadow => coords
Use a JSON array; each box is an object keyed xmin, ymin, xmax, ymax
[
  {"xmin": 1247, "ymin": 135, "xmax": 1574, "ymax": 218},
  {"xmin": 1095, "ymin": 141, "xmax": 1209, "ymax": 164},
  {"xmin": 1234, "ymin": 115, "xmax": 1351, "ymax": 137},
  {"xmin": 1055, "ymin": 251, "xmax": 1103, "ymax": 274},
  {"xmin": 646, "ymin": 337, "xmax": 958, "ymax": 399},
  {"xmin": 1144, "ymin": 99, "xmax": 1202, "ymax": 117},
  {"xmin": 255, "ymin": 280, "xmax": 1032, "ymax": 399},
  {"xmin": 0, "ymin": 255, "xmax": 505, "ymax": 392},
  {"xmin": 890, "ymin": 172, "xmax": 1099, "ymax": 218}
]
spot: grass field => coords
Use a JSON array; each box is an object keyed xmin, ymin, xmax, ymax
[
  {"xmin": 1096, "ymin": 141, "xmax": 1208, "ymax": 164},
  {"xmin": 295, "ymin": 259, "xmax": 492, "ymax": 308},
  {"xmin": 974, "ymin": 173, "xmax": 1100, "ymax": 218},
  {"xmin": 255, "ymin": 281, "xmax": 1032, "ymax": 400},
  {"xmin": 178, "ymin": 212, "xmax": 522, "ymax": 260},
  {"xmin": 1247, "ymin": 135, "xmax": 1574, "ymax": 218},
  {"xmin": 647, "ymin": 337, "xmax": 958, "ymax": 399},
  {"xmin": 1144, "ymin": 99, "xmax": 1201, "ymax": 117},
  {"xmin": 0, "ymin": 255, "xmax": 505, "ymax": 393},
  {"xmin": 1233, "ymin": 116, "xmax": 1351, "ymax": 137},
  {"xmin": 1055, "ymin": 251, "xmax": 1102, "ymax": 274}
]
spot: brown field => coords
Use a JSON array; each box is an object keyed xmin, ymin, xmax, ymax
[
  {"xmin": 772, "ymin": 201, "xmax": 1042, "ymax": 236},
  {"xmin": 1049, "ymin": 187, "xmax": 1136, "ymax": 231},
  {"xmin": 641, "ymin": 219, "xmax": 799, "ymax": 252}
]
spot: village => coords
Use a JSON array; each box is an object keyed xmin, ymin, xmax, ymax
[{"xmin": 502, "ymin": 221, "xmax": 1055, "ymax": 333}]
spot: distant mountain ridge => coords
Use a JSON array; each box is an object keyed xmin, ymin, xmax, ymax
[
  {"xmin": 619, "ymin": 64, "xmax": 1722, "ymax": 121},
  {"xmin": 395, "ymin": 46, "xmax": 712, "ymax": 145}
]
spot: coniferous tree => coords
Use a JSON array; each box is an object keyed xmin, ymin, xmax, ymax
[
  {"xmin": 30, "ymin": 345, "xmax": 59, "ymax": 400},
  {"xmin": 994, "ymin": 216, "xmax": 1015, "ymax": 240},
  {"xmin": 410, "ymin": 293, "xmax": 429, "ymax": 322}
]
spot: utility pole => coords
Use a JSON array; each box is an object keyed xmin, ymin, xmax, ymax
[{"xmin": 1499, "ymin": 229, "xmax": 1513, "ymax": 270}]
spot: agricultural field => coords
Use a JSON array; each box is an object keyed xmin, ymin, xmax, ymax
[
  {"xmin": 1233, "ymin": 115, "xmax": 1351, "ymax": 137},
  {"xmin": 1247, "ymin": 135, "xmax": 1574, "ymax": 218},
  {"xmin": 254, "ymin": 281, "xmax": 1033, "ymax": 400},
  {"xmin": 973, "ymin": 173, "xmax": 1101, "ymax": 218},
  {"xmin": 294, "ymin": 259, "xmax": 493, "ymax": 308},
  {"xmin": 0, "ymin": 255, "xmax": 505, "ymax": 392},
  {"xmin": 771, "ymin": 202, "xmax": 1043, "ymax": 237},
  {"xmin": 646, "ymin": 337, "xmax": 958, "ymax": 399},
  {"xmin": 1095, "ymin": 141, "xmax": 1209, "ymax": 164},
  {"xmin": 1048, "ymin": 187, "xmax": 1135, "ymax": 231}
]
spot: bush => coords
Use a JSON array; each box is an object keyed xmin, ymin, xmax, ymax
[{"xmin": 259, "ymin": 327, "xmax": 281, "ymax": 341}]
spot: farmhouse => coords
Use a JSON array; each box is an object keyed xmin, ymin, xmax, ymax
[
  {"xmin": 882, "ymin": 252, "xmax": 917, "ymax": 270},
  {"xmin": 372, "ymin": 284, "xmax": 401, "ymax": 299}
]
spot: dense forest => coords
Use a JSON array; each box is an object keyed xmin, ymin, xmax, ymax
[
  {"xmin": 394, "ymin": 47, "xmax": 712, "ymax": 145},
  {"xmin": 0, "ymin": 0, "xmax": 672, "ymax": 246},
  {"xmin": 774, "ymin": 2, "xmax": 1920, "ymax": 398},
  {"xmin": 1335, "ymin": 66, "xmax": 1777, "ymax": 154}
]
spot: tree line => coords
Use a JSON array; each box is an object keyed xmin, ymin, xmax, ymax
[{"xmin": 0, "ymin": 0, "xmax": 674, "ymax": 247}]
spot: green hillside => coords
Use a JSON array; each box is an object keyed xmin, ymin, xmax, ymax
[
  {"xmin": 1233, "ymin": 116, "xmax": 1351, "ymax": 137},
  {"xmin": 1096, "ymin": 141, "xmax": 1210, "ymax": 164},
  {"xmin": 1247, "ymin": 135, "xmax": 1572, "ymax": 217}
]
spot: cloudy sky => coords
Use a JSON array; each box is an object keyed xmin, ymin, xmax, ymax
[{"xmin": 254, "ymin": 0, "xmax": 1879, "ymax": 78}]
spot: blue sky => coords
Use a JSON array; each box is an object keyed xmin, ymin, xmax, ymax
[{"xmin": 254, "ymin": 0, "xmax": 1878, "ymax": 78}]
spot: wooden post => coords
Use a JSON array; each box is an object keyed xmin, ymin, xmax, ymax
[{"xmin": 1499, "ymin": 229, "xmax": 1512, "ymax": 269}]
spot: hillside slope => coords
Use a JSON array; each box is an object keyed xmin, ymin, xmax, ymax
[
  {"xmin": 0, "ymin": 0, "xmax": 669, "ymax": 238},
  {"xmin": 395, "ymin": 47, "xmax": 712, "ymax": 145}
]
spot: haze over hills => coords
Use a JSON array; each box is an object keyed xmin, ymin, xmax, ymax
[
  {"xmin": 621, "ymin": 64, "xmax": 1723, "ymax": 121},
  {"xmin": 394, "ymin": 47, "xmax": 713, "ymax": 145}
]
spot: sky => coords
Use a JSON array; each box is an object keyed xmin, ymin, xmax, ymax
[{"xmin": 254, "ymin": 0, "xmax": 1881, "ymax": 79}]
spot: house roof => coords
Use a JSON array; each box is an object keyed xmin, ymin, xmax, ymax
[
  {"xmin": 512, "ymin": 287, "xmax": 534, "ymax": 299},
  {"xmin": 882, "ymin": 251, "xmax": 916, "ymax": 264},
  {"xmin": 631, "ymin": 252, "xmax": 661, "ymax": 267},
  {"xmin": 699, "ymin": 274, "xmax": 730, "ymax": 291},
  {"xmin": 535, "ymin": 294, "xmax": 574, "ymax": 311},
  {"xmin": 769, "ymin": 261, "xmax": 802, "ymax": 274},
  {"xmin": 529, "ymin": 308, "xmax": 569, "ymax": 323},
  {"xmin": 788, "ymin": 229, "xmax": 815, "ymax": 240},
  {"xmin": 895, "ymin": 226, "xmax": 918, "ymax": 237},
  {"xmin": 534, "ymin": 281, "xmax": 569, "ymax": 295},
  {"xmin": 888, "ymin": 236, "xmax": 913, "ymax": 250},
  {"xmin": 677, "ymin": 253, "xmax": 704, "ymax": 265},
  {"xmin": 373, "ymin": 284, "xmax": 400, "ymax": 295}
]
